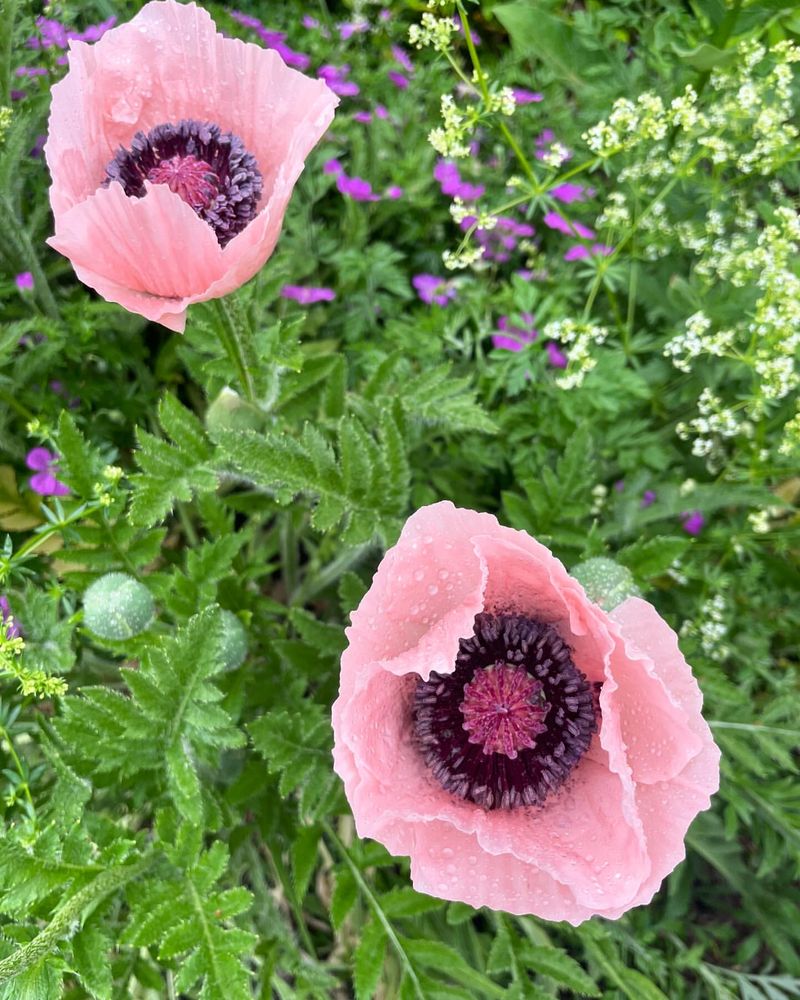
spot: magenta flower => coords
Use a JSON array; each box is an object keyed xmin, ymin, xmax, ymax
[
  {"xmin": 544, "ymin": 211, "xmax": 595, "ymax": 240},
  {"xmin": 280, "ymin": 284, "xmax": 335, "ymax": 304},
  {"xmin": 546, "ymin": 341, "xmax": 568, "ymax": 368},
  {"xmin": 461, "ymin": 215, "xmax": 534, "ymax": 264},
  {"xmin": 0, "ymin": 596, "xmax": 21, "ymax": 640},
  {"xmin": 301, "ymin": 15, "xmax": 319, "ymax": 29},
  {"xmin": 45, "ymin": 1, "xmax": 337, "ymax": 332},
  {"xmin": 391, "ymin": 45, "xmax": 414, "ymax": 73},
  {"xmin": 564, "ymin": 243, "xmax": 613, "ymax": 262},
  {"xmin": 493, "ymin": 313, "xmax": 537, "ymax": 352},
  {"xmin": 332, "ymin": 502, "xmax": 720, "ymax": 922},
  {"xmin": 230, "ymin": 12, "xmax": 311, "ymax": 69},
  {"xmin": 388, "ymin": 70, "xmax": 409, "ymax": 90},
  {"xmin": 336, "ymin": 174, "xmax": 380, "ymax": 202},
  {"xmin": 374, "ymin": 104, "xmax": 389, "ymax": 120},
  {"xmin": 642, "ymin": 490, "xmax": 657, "ymax": 508},
  {"xmin": 682, "ymin": 511, "xmax": 705, "ymax": 536},
  {"xmin": 318, "ymin": 64, "xmax": 360, "ymax": 97},
  {"xmin": 323, "ymin": 158, "xmax": 344, "ymax": 176},
  {"xmin": 412, "ymin": 274, "xmax": 456, "ymax": 307},
  {"xmin": 15, "ymin": 66, "xmax": 48, "ymax": 77},
  {"xmin": 550, "ymin": 183, "xmax": 587, "ymax": 204},
  {"xmin": 339, "ymin": 21, "xmax": 369, "ymax": 40},
  {"xmin": 26, "ymin": 447, "xmax": 70, "ymax": 497},
  {"xmin": 512, "ymin": 87, "xmax": 543, "ymax": 104},
  {"xmin": 385, "ymin": 185, "xmax": 403, "ymax": 200},
  {"xmin": 15, "ymin": 271, "xmax": 34, "ymax": 291},
  {"xmin": 29, "ymin": 15, "xmax": 116, "ymax": 51},
  {"xmin": 353, "ymin": 111, "xmax": 373, "ymax": 124},
  {"xmin": 434, "ymin": 160, "xmax": 485, "ymax": 201}
]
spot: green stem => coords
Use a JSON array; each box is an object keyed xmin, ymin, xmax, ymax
[
  {"xmin": 322, "ymin": 821, "xmax": 425, "ymax": 1000},
  {"xmin": 211, "ymin": 298, "xmax": 256, "ymax": 404},
  {"xmin": 0, "ymin": 0, "xmax": 18, "ymax": 107},
  {"xmin": 0, "ymin": 855, "xmax": 155, "ymax": 983},
  {"xmin": 709, "ymin": 721, "xmax": 799, "ymax": 737},
  {"xmin": 258, "ymin": 835, "xmax": 317, "ymax": 956},
  {"xmin": 0, "ymin": 723, "xmax": 34, "ymax": 815},
  {"xmin": 291, "ymin": 543, "xmax": 369, "ymax": 606}
]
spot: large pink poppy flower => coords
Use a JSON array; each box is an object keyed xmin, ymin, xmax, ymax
[
  {"xmin": 44, "ymin": 1, "xmax": 338, "ymax": 332},
  {"xmin": 332, "ymin": 502, "xmax": 720, "ymax": 924}
]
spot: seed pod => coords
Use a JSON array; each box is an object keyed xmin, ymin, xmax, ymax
[
  {"xmin": 571, "ymin": 557, "xmax": 640, "ymax": 611},
  {"xmin": 218, "ymin": 609, "xmax": 248, "ymax": 670},
  {"xmin": 83, "ymin": 572, "xmax": 155, "ymax": 639}
]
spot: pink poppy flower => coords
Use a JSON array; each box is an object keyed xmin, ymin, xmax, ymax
[
  {"xmin": 45, "ymin": 1, "xmax": 338, "ymax": 332},
  {"xmin": 332, "ymin": 502, "xmax": 720, "ymax": 923}
]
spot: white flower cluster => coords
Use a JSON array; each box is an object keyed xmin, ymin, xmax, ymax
[
  {"xmin": 681, "ymin": 595, "xmax": 730, "ymax": 662},
  {"xmin": 442, "ymin": 245, "xmax": 483, "ymax": 270},
  {"xmin": 583, "ymin": 88, "xmax": 693, "ymax": 157},
  {"xmin": 541, "ymin": 142, "xmax": 570, "ymax": 168},
  {"xmin": 428, "ymin": 94, "xmax": 472, "ymax": 158},
  {"xmin": 485, "ymin": 87, "xmax": 516, "ymax": 117},
  {"xmin": 543, "ymin": 319, "xmax": 609, "ymax": 390},
  {"xmin": 663, "ymin": 312, "xmax": 734, "ymax": 374},
  {"xmin": 779, "ymin": 407, "xmax": 800, "ymax": 457},
  {"xmin": 408, "ymin": 12, "xmax": 457, "ymax": 53},
  {"xmin": 596, "ymin": 191, "xmax": 630, "ymax": 230},
  {"xmin": 676, "ymin": 388, "xmax": 749, "ymax": 469}
]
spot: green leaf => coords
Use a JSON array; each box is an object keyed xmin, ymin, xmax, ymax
[
  {"xmin": 618, "ymin": 536, "xmax": 690, "ymax": 579},
  {"xmin": 518, "ymin": 944, "xmax": 600, "ymax": 997},
  {"xmin": 292, "ymin": 825, "xmax": 321, "ymax": 900},
  {"xmin": 71, "ymin": 919, "xmax": 112, "ymax": 1000},
  {"xmin": 353, "ymin": 917, "xmax": 388, "ymax": 1000},
  {"xmin": 53, "ymin": 411, "xmax": 101, "ymax": 498},
  {"xmin": 330, "ymin": 868, "xmax": 358, "ymax": 930},
  {"xmin": 129, "ymin": 393, "xmax": 217, "ymax": 528},
  {"xmin": 165, "ymin": 742, "xmax": 203, "ymax": 826},
  {"xmin": 0, "ymin": 958, "xmax": 62, "ymax": 1000}
]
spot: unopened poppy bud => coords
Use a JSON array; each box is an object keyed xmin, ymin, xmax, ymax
[
  {"xmin": 218, "ymin": 610, "xmax": 248, "ymax": 670},
  {"xmin": 83, "ymin": 572, "xmax": 155, "ymax": 639},
  {"xmin": 572, "ymin": 557, "xmax": 640, "ymax": 611},
  {"xmin": 206, "ymin": 387, "xmax": 265, "ymax": 435}
]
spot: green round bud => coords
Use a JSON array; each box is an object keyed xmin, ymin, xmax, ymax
[
  {"xmin": 206, "ymin": 387, "xmax": 265, "ymax": 435},
  {"xmin": 571, "ymin": 557, "xmax": 640, "ymax": 611},
  {"xmin": 218, "ymin": 609, "xmax": 248, "ymax": 670},
  {"xmin": 83, "ymin": 572, "xmax": 155, "ymax": 640}
]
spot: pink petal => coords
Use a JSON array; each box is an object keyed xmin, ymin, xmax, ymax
[
  {"xmin": 610, "ymin": 598, "xmax": 720, "ymax": 907},
  {"xmin": 25, "ymin": 446, "xmax": 54, "ymax": 471}
]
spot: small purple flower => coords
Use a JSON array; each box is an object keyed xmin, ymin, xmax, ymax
[
  {"xmin": 0, "ymin": 596, "xmax": 21, "ymax": 640},
  {"xmin": 461, "ymin": 215, "xmax": 534, "ymax": 263},
  {"xmin": 412, "ymin": 274, "xmax": 456, "ymax": 307},
  {"xmin": 30, "ymin": 134, "xmax": 46, "ymax": 158},
  {"xmin": 434, "ymin": 160, "xmax": 485, "ymax": 201},
  {"xmin": 385, "ymin": 185, "xmax": 403, "ymax": 200},
  {"xmin": 15, "ymin": 271, "xmax": 34, "ymax": 291},
  {"xmin": 337, "ymin": 174, "xmax": 380, "ymax": 201},
  {"xmin": 323, "ymin": 158, "xmax": 344, "ymax": 176},
  {"xmin": 354, "ymin": 111, "xmax": 373, "ymax": 124},
  {"xmin": 512, "ymin": 87, "xmax": 543, "ymax": 104},
  {"xmin": 641, "ymin": 490, "xmax": 657, "ymax": 508},
  {"xmin": 391, "ymin": 45, "xmax": 414, "ymax": 73},
  {"xmin": 492, "ymin": 313, "xmax": 537, "ymax": 352},
  {"xmin": 301, "ymin": 15, "xmax": 319, "ymax": 29},
  {"xmin": 339, "ymin": 20, "xmax": 369, "ymax": 40},
  {"xmin": 564, "ymin": 243, "xmax": 613, "ymax": 262},
  {"xmin": 318, "ymin": 63, "xmax": 359, "ymax": 97},
  {"xmin": 543, "ymin": 211, "xmax": 595, "ymax": 240},
  {"xmin": 229, "ymin": 13, "xmax": 310, "ymax": 69},
  {"xmin": 550, "ymin": 183, "xmax": 586, "ymax": 204},
  {"xmin": 546, "ymin": 342, "xmax": 568, "ymax": 369},
  {"xmin": 15, "ymin": 66, "xmax": 48, "ymax": 77},
  {"xmin": 388, "ymin": 70, "xmax": 409, "ymax": 89},
  {"xmin": 374, "ymin": 104, "xmax": 389, "ymax": 119},
  {"xmin": 281, "ymin": 284, "xmax": 336, "ymax": 305},
  {"xmin": 614, "ymin": 480, "xmax": 625, "ymax": 493},
  {"xmin": 25, "ymin": 447, "xmax": 69, "ymax": 497},
  {"xmin": 681, "ymin": 510, "xmax": 705, "ymax": 535}
]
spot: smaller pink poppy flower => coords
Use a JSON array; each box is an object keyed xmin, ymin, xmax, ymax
[
  {"xmin": 26, "ymin": 447, "xmax": 70, "ymax": 496},
  {"xmin": 15, "ymin": 271, "xmax": 34, "ymax": 291},
  {"xmin": 333, "ymin": 503, "xmax": 720, "ymax": 923},
  {"xmin": 45, "ymin": 1, "xmax": 338, "ymax": 332}
]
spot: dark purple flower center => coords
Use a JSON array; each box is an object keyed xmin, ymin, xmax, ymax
[
  {"xmin": 103, "ymin": 119, "xmax": 263, "ymax": 247},
  {"xmin": 413, "ymin": 612, "xmax": 598, "ymax": 810}
]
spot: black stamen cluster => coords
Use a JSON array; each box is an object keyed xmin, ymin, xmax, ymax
[{"xmin": 413, "ymin": 612, "xmax": 598, "ymax": 810}]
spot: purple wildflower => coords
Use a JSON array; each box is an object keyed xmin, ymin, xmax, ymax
[
  {"xmin": 339, "ymin": 20, "xmax": 369, "ymax": 40},
  {"xmin": 681, "ymin": 511, "xmax": 705, "ymax": 535},
  {"xmin": 492, "ymin": 313, "xmax": 537, "ymax": 352},
  {"xmin": 301, "ymin": 15, "xmax": 319, "ymax": 29},
  {"xmin": 546, "ymin": 342, "xmax": 568, "ymax": 369},
  {"xmin": 614, "ymin": 480, "xmax": 625, "ymax": 492},
  {"xmin": 337, "ymin": 174, "xmax": 379, "ymax": 201},
  {"xmin": 15, "ymin": 66, "xmax": 48, "ymax": 77},
  {"xmin": 318, "ymin": 64, "xmax": 359, "ymax": 97},
  {"xmin": 550, "ymin": 183, "xmax": 587, "ymax": 204},
  {"xmin": 391, "ymin": 45, "xmax": 414, "ymax": 73},
  {"xmin": 15, "ymin": 271, "xmax": 34, "ymax": 291},
  {"xmin": 564, "ymin": 243, "xmax": 613, "ymax": 262},
  {"xmin": 323, "ymin": 158, "xmax": 344, "ymax": 176},
  {"xmin": 434, "ymin": 160, "xmax": 485, "ymax": 201},
  {"xmin": 0, "ymin": 596, "xmax": 21, "ymax": 640},
  {"xmin": 354, "ymin": 111, "xmax": 373, "ymax": 124},
  {"xmin": 461, "ymin": 215, "xmax": 534, "ymax": 263},
  {"xmin": 385, "ymin": 185, "xmax": 403, "ymax": 200},
  {"xmin": 388, "ymin": 70, "xmax": 409, "ymax": 89},
  {"xmin": 29, "ymin": 14, "xmax": 116, "ymax": 49},
  {"xmin": 511, "ymin": 87, "xmax": 543, "ymax": 104},
  {"xmin": 281, "ymin": 285, "xmax": 336, "ymax": 305},
  {"xmin": 374, "ymin": 104, "xmax": 389, "ymax": 119},
  {"xmin": 641, "ymin": 490, "xmax": 657, "ymax": 507},
  {"xmin": 544, "ymin": 211, "xmax": 595, "ymax": 240},
  {"xmin": 25, "ymin": 447, "xmax": 69, "ymax": 497},
  {"xmin": 229, "ymin": 12, "xmax": 311, "ymax": 69},
  {"xmin": 412, "ymin": 274, "xmax": 456, "ymax": 307}
]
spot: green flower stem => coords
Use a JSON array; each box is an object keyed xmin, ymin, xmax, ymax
[
  {"xmin": 211, "ymin": 297, "xmax": 256, "ymax": 404},
  {"xmin": 0, "ymin": 723, "xmax": 34, "ymax": 815},
  {"xmin": 322, "ymin": 820, "xmax": 425, "ymax": 1000},
  {"xmin": 0, "ymin": 854, "xmax": 155, "ymax": 984},
  {"xmin": 290, "ymin": 543, "xmax": 369, "ymax": 607},
  {"xmin": 0, "ymin": 500, "xmax": 103, "ymax": 585}
]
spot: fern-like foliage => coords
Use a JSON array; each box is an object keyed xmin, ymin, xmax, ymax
[
  {"xmin": 55, "ymin": 606, "xmax": 244, "ymax": 825},
  {"xmin": 215, "ymin": 408, "xmax": 410, "ymax": 545},
  {"xmin": 129, "ymin": 394, "xmax": 218, "ymax": 528},
  {"xmin": 122, "ymin": 816, "xmax": 256, "ymax": 1000}
]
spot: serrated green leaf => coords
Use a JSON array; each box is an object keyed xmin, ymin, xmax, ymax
[
  {"xmin": 353, "ymin": 917, "xmax": 388, "ymax": 1000},
  {"xmin": 519, "ymin": 944, "xmax": 600, "ymax": 997}
]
